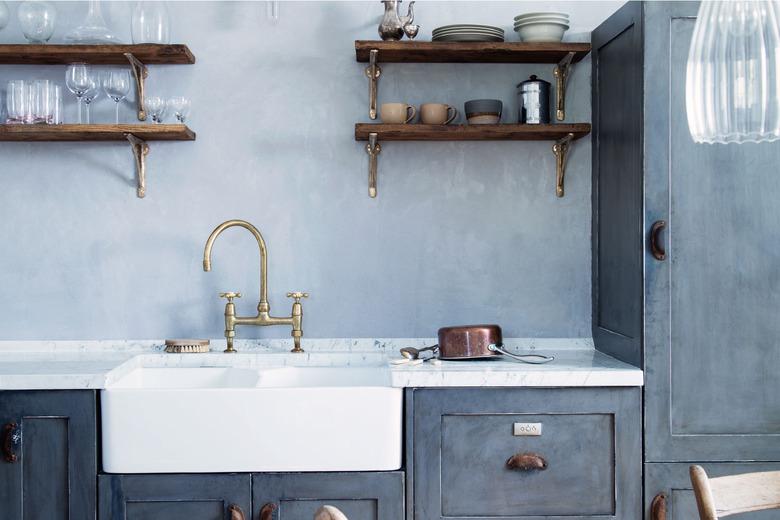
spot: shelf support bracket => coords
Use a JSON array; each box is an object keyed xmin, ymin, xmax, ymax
[
  {"xmin": 366, "ymin": 132, "xmax": 381, "ymax": 198},
  {"xmin": 365, "ymin": 49, "xmax": 382, "ymax": 120},
  {"xmin": 124, "ymin": 52, "xmax": 149, "ymax": 122},
  {"xmin": 553, "ymin": 51, "xmax": 575, "ymax": 121},
  {"xmin": 126, "ymin": 133, "xmax": 150, "ymax": 198},
  {"xmin": 552, "ymin": 132, "xmax": 574, "ymax": 198}
]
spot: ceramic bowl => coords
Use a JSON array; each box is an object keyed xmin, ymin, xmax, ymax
[
  {"xmin": 514, "ymin": 22, "xmax": 568, "ymax": 42},
  {"xmin": 514, "ymin": 17, "xmax": 570, "ymax": 27},
  {"xmin": 465, "ymin": 99, "xmax": 502, "ymax": 124},
  {"xmin": 513, "ymin": 12, "xmax": 569, "ymax": 21}
]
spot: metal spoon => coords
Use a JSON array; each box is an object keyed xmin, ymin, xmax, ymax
[
  {"xmin": 400, "ymin": 345, "xmax": 438, "ymax": 360},
  {"xmin": 487, "ymin": 344, "xmax": 554, "ymax": 364}
]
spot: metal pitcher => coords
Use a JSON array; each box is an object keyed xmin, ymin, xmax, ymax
[{"xmin": 378, "ymin": 0, "xmax": 415, "ymax": 41}]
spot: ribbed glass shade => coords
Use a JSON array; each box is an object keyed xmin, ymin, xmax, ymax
[{"xmin": 686, "ymin": 0, "xmax": 780, "ymax": 144}]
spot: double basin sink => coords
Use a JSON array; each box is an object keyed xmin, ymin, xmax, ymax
[{"xmin": 101, "ymin": 358, "xmax": 402, "ymax": 473}]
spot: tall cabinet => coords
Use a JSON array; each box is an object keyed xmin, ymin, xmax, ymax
[{"xmin": 592, "ymin": 2, "xmax": 780, "ymax": 519}]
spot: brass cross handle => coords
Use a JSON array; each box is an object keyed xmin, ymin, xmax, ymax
[
  {"xmin": 219, "ymin": 292, "xmax": 242, "ymax": 303},
  {"xmin": 286, "ymin": 292, "xmax": 309, "ymax": 303}
]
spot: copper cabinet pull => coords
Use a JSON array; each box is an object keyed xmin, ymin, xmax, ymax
[
  {"xmin": 506, "ymin": 452, "xmax": 547, "ymax": 471},
  {"xmin": 651, "ymin": 493, "xmax": 667, "ymax": 520},
  {"xmin": 650, "ymin": 220, "xmax": 667, "ymax": 261},
  {"xmin": 2, "ymin": 422, "xmax": 19, "ymax": 463},
  {"xmin": 228, "ymin": 504, "xmax": 245, "ymax": 520},
  {"xmin": 259, "ymin": 502, "xmax": 278, "ymax": 520}
]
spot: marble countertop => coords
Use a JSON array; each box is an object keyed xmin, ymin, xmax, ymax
[{"xmin": 0, "ymin": 338, "xmax": 643, "ymax": 390}]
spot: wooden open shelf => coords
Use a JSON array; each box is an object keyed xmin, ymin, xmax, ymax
[
  {"xmin": 0, "ymin": 44, "xmax": 195, "ymax": 65},
  {"xmin": 355, "ymin": 123, "xmax": 591, "ymax": 141},
  {"xmin": 0, "ymin": 124, "xmax": 196, "ymax": 141},
  {"xmin": 355, "ymin": 40, "xmax": 591, "ymax": 63}
]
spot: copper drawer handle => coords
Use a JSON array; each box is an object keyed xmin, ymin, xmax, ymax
[
  {"xmin": 228, "ymin": 504, "xmax": 245, "ymax": 520},
  {"xmin": 259, "ymin": 502, "xmax": 278, "ymax": 520},
  {"xmin": 506, "ymin": 452, "xmax": 547, "ymax": 471},
  {"xmin": 651, "ymin": 493, "xmax": 666, "ymax": 520},
  {"xmin": 650, "ymin": 220, "xmax": 667, "ymax": 261},
  {"xmin": 3, "ymin": 422, "xmax": 19, "ymax": 463}
]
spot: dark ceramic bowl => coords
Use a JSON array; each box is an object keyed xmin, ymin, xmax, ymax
[{"xmin": 464, "ymin": 99, "xmax": 503, "ymax": 116}]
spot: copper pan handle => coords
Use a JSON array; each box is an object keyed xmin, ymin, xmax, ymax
[
  {"xmin": 3, "ymin": 422, "xmax": 18, "ymax": 463},
  {"xmin": 650, "ymin": 220, "xmax": 667, "ymax": 261},
  {"xmin": 506, "ymin": 452, "xmax": 547, "ymax": 471}
]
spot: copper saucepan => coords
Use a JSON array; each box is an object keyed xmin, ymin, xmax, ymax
[{"xmin": 400, "ymin": 324, "xmax": 554, "ymax": 364}]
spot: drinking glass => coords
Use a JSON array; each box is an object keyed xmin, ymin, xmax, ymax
[
  {"xmin": 5, "ymin": 80, "xmax": 29, "ymax": 124},
  {"xmin": 0, "ymin": 1, "xmax": 10, "ymax": 31},
  {"xmin": 50, "ymin": 84, "xmax": 63, "ymax": 124},
  {"xmin": 145, "ymin": 96, "xmax": 166, "ymax": 123},
  {"xmin": 131, "ymin": 1, "xmax": 170, "ymax": 44},
  {"xmin": 31, "ymin": 79, "xmax": 53, "ymax": 124},
  {"xmin": 102, "ymin": 69, "xmax": 131, "ymax": 123},
  {"xmin": 82, "ymin": 75, "xmax": 101, "ymax": 123},
  {"xmin": 66, "ymin": 63, "xmax": 92, "ymax": 123},
  {"xmin": 167, "ymin": 96, "xmax": 190, "ymax": 123},
  {"xmin": 17, "ymin": 0, "xmax": 56, "ymax": 43}
]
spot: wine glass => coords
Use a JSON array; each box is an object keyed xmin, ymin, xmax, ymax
[
  {"xmin": 167, "ymin": 97, "xmax": 191, "ymax": 123},
  {"xmin": 102, "ymin": 70, "xmax": 131, "ymax": 124},
  {"xmin": 65, "ymin": 63, "xmax": 91, "ymax": 123},
  {"xmin": 145, "ymin": 96, "xmax": 166, "ymax": 123},
  {"xmin": 82, "ymin": 75, "xmax": 101, "ymax": 124}
]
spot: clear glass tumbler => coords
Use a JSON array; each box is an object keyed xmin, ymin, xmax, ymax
[
  {"xmin": 131, "ymin": 1, "xmax": 170, "ymax": 44},
  {"xmin": 32, "ymin": 79, "xmax": 53, "ymax": 124},
  {"xmin": 50, "ymin": 84, "xmax": 63, "ymax": 124},
  {"xmin": 6, "ymin": 80, "xmax": 29, "ymax": 124}
]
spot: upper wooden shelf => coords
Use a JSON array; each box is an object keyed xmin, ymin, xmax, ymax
[
  {"xmin": 355, "ymin": 123, "xmax": 591, "ymax": 141},
  {"xmin": 0, "ymin": 44, "xmax": 195, "ymax": 65},
  {"xmin": 355, "ymin": 40, "xmax": 591, "ymax": 63},
  {"xmin": 0, "ymin": 124, "xmax": 196, "ymax": 141}
]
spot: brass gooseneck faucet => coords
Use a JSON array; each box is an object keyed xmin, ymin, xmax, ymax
[{"xmin": 203, "ymin": 219, "xmax": 308, "ymax": 353}]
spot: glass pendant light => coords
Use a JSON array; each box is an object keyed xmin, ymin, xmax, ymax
[{"xmin": 686, "ymin": 0, "xmax": 780, "ymax": 144}]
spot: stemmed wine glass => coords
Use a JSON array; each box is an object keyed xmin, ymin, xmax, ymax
[
  {"xmin": 167, "ymin": 97, "xmax": 191, "ymax": 123},
  {"xmin": 102, "ymin": 70, "xmax": 130, "ymax": 124},
  {"xmin": 145, "ymin": 96, "xmax": 166, "ymax": 123},
  {"xmin": 82, "ymin": 75, "xmax": 100, "ymax": 124},
  {"xmin": 65, "ymin": 63, "xmax": 91, "ymax": 123}
]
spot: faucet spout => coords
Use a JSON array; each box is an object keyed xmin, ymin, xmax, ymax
[{"xmin": 203, "ymin": 219, "xmax": 269, "ymax": 313}]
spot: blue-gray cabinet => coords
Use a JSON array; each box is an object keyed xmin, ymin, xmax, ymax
[
  {"xmin": 408, "ymin": 387, "xmax": 642, "ymax": 520},
  {"xmin": 593, "ymin": 0, "xmax": 780, "ymax": 462},
  {"xmin": 253, "ymin": 472, "xmax": 404, "ymax": 520},
  {"xmin": 0, "ymin": 390, "xmax": 97, "ymax": 520},
  {"xmin": 98, "ymin": 474, "xmax": 251, "ymax": 520}
]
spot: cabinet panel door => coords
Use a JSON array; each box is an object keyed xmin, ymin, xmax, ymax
[
  {"xmin": 252, "ymin": 472, "xmax": 404, "ymax": 520},
  {"xmin": 98, "ymin": 474, "xmax": 251, "ymax": 520},
  {"xmin": 412, "ymin": 388, "xmax": 641, "ymax": 520},
  {"xmin": 643, "ymin": 1, "xmax": 780, "ymax": 462},
  {"xmin": 645, "ymin": 463, "xmax": 780, "ymax": 520},
  {"xmin": 0, "ymin": 390, "xmax": 96, "ymax": 520}
]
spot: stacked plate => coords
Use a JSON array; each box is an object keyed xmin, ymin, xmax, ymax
[
  {"xmin": 432, "ymin": 24, "xmax": 505, "ymax": 42},
  {"xmin": 513, "ymin": 12, "xmax": 570, "ymax": 42}
]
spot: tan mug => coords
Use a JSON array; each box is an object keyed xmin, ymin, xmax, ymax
[
  {"xmin": 420, "ymin": 103, "xmax": 458, "ymax": 125},
  {"xmin": 381, "ymin": 103, "xmax": 416, "ymax": 124}
]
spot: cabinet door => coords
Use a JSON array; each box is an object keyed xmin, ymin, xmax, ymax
[
  {"xmin": 0, "ymin": 390, "xmax": 96, "ymax": 520},
  {"xmin": 98, "ymin": 474, "xmax": 251, "ymax": 520},
  {"xmin": 252, "ymin": 472, "xmax": 404, "ymax": 520},
  {"xmin": 643, "ymin": 1, "xmax": 780, "ymax": 462},
  {"xmin": 411, "ymin": 388, "xmax": 641, "ymax": 520},
  {"xmin": 645, "ymin": 463, "xmax": 780, "ymax": 520}
]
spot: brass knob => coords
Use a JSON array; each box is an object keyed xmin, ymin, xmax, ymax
[
  {"xmin": 219, "ymin": 292, "xmax": 242, "ymax": 302},
  {"xmin": 286, "ymin": 292, "xmax": 309, "ymax": 303}
]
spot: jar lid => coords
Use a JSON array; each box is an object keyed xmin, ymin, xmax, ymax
[{"xmin": 516, "ymin": 74, "xmax": 551, "ymax": 88}]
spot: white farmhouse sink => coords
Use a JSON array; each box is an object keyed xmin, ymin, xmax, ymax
[{"xmin": 101, "ymin": 364, "xmax": 402, "ymax": 473}]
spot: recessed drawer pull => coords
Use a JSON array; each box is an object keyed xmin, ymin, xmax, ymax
[
  {"xmin": 228, "ymin": 504, "xmax": 245, "ymax": 520},
  {"xmin": 259, "ymin": 502, "xmax": 278, "ymax": 520},
  {"xmin": 2, "ymin": 422, "xmax": 19, "ymax": 463},
  {"xmin": 506, "ymin": 452, "xmax": 547, "ymax": 471}
]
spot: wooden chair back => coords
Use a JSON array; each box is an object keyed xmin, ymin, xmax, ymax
[{"xmin": 690, "ymin": 465, "xmax": 780, "ymax": 519}]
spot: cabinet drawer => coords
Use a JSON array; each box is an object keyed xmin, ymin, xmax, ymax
[
  {"xmin": 442, "ymin": 413, "xmax": 614, "ymax": 516},
  {"xmin": 411, "ymin": 388, "xmax": 641, "ymax": 520}
]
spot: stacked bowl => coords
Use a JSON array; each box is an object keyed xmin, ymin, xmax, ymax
[
  {"xmin": 513, "ymin": 12, "xmax": 570, "ymax": 42},
  {"xmin": 432, "ymin": 24, "xmax": 505, "ymax": 42}
]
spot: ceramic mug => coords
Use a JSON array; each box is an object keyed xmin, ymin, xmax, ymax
[
  {"xmin": 420, "ymin": 103, "xmax": 458, "ymax": 125},
  {"xmin": 381, "ymin": 103, "xmax": 416, "ymax": 124}
]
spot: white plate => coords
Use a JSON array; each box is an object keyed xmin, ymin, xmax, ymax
[
  {"xmin": 433, "ymin": 23, "xmax": 503, "ymax": 32},
  {"xmin": 434, "ymin": 29, "xmax": 505, "ymax": 37},
  {"xmin": 432, "ymin": 34, "xmax": 505, "ymax": 42}
]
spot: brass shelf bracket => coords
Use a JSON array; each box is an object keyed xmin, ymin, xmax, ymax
[
  {"xmin": 365, "ymin": 49, "xmax": 382, "ymax": 120},
  {"xmin": 553, "ymin": 51, "xmax": 575, "ymax": 121},
  {"xmin": 126, "ymin": 133, "xmax": 150, "ymax": 198},
  {"xmin": 552, "ymin": 132, "xmax": 574, "ymax": 198},
  {"xmin": 124, "ymin": 52, "xmax": 149, "ymax": 121},
  {"xmin": 365, "ymin": 132, "xmax": 381, "ymax": 198}
]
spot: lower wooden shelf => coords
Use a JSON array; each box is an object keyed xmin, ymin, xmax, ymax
[
  {"xmin": 354, "ymin": 123, "xmax": 590, "ymax": 198},
  {"xmin": 354, "ymin": 123, "xmax": 590, "ymax": 141},
  {"xmin": 0, "ymin": 124, "xmax": 196, "ymax": 198}
]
